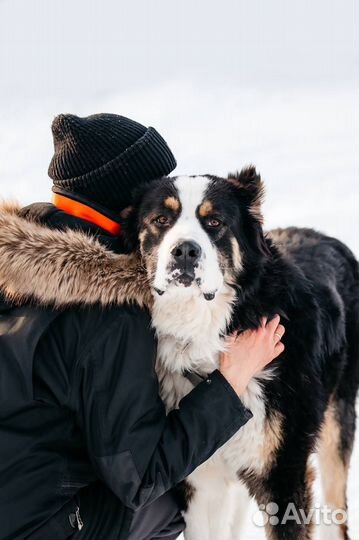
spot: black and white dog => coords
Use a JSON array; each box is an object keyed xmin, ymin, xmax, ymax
[
  {"xmin": 0, "ymin": 168, "xmax": 357, "ymax": 540},
  {"xmin": 122, "ymin": 168, "xmax": 359, "ymax": 540}
]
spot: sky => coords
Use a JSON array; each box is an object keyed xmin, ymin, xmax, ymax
[
  {"xmin": 0, "ymin": 2, "xmax": 358, "ymax": 535},
  {"xmin": 0, "ymin": 0, "xmax": 357, "ymax": 97}
]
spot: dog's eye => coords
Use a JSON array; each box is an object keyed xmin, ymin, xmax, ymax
[
  {"xmin": 154, "ymin": 215, "xmax": 169, "ymax": 226},
  {"xmin": 207, "ymin": 218, "xmax": 222, "ymax": 228}
]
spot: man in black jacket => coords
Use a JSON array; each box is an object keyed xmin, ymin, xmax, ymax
[{"xmin": 0, "ymin": 114, "xmax": 284, "ymax": 540}]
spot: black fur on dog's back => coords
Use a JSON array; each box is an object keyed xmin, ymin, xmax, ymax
[
  {"xmin": 271, "ymin": 228, "xmax": 359, "ymax": 466},
  {"xmin": 267, "ymin": 226, "xmax": 359, "ymax": 402}
]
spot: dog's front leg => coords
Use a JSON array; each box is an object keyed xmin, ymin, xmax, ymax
[
  {"xmin": 229, "ymin": 481, "xmax": 251, "ymax": 539},
  {"xmin": 183, "ymin": 462, "xmax": 239, "ymax": 540}
]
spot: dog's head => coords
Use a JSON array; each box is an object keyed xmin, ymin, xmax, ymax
[{"xmin": 122, "ymin": 166, "xmax": 268, "ymax": 301}]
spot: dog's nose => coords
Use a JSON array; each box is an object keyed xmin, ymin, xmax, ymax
[{"xmin": 171, "ymin": 241, "xmax": 202, "ymax": 266}]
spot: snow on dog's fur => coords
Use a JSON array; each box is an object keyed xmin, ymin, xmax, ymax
[{"xmin": 0, "ymin": 168, "xmax": 358, "ymax": 540}]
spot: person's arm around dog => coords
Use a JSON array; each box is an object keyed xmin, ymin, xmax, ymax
[{"xmin": 75, "ymin": 308, "xmax": 285, "ymax": 512}]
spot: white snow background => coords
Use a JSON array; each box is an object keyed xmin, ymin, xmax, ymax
[{"xmin": 0, "ymin": 0, "xmax": 358, "ymax": 538}]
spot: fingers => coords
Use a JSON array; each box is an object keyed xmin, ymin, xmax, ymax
[
  {"xmin": 227, "ymin": 316, "xmax": 285, "ymax": 348},
  {"xmin": 266, "ymin": 314, "xmax": 281, "ymax": 332},
  {"xmin": 273, "ymin": 341, "xmax": 285, "ymax": 359},
  {"xmin": 274, "ymin": 324, "xmax": 285, "ymax": 343},
  {"xmin": 261, "ymin": 316, "xmax": 268, "ymax": 328}
]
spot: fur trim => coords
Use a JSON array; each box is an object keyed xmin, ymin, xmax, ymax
[
  {"xmin": 0, "ymin": 202, "xmax": 152, "ymax": 308},
  {"xmin": 0, "ymin": 200, "xmax": 23, "ymax": 216}
]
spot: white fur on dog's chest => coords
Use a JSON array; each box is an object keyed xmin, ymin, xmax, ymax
[
  {"xmin": 152, "ymin": 286, "xmax": 269, "ymax": 476},
  {"xmin": 152, "ymin": 284, "xmax": 234, "ymax": 376}
]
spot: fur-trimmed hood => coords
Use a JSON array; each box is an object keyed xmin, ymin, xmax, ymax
[{"xmin": 0, "ymin": 202, "xmax": 152, "ymax": 308}]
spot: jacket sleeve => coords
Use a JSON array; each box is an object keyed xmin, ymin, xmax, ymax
[{"xmin": 74, "ymin": 310, "xmax": 253, "ymax": 511}]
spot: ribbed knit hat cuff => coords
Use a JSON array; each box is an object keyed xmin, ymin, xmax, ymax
[{"xmin": 50, "ymin": 127, "xmax": 176, "ymax": 188}]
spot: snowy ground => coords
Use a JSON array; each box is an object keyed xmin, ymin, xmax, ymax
[{"xmin": 0, "ymin": 84, "xmax": 358, "ymax": 539}]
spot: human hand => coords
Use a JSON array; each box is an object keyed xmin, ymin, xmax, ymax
[{"xmin": 219, "ymin": 315, "xmax": 285, "ymax": 396}]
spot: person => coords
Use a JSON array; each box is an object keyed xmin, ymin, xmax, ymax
[{"xmin": 0, "ymin": 113, "xmax": 285, "ymax": 540}]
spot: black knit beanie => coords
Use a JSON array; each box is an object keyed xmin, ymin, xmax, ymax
[{"xmin": 48, "ymin": 113, "xmax": 177, "ymax": 210}]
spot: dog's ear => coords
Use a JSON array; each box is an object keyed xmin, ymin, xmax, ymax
[
  {"xmin": 119, "ymin": 205, "xmax": 140, "ymax": 252},
  {"xmin": 119, "ymin": 182, "xmax": 150, "ymax": 252},
  {"xmin": 227, "ymin": 166, "xmax": 265, "ymax": 224},
  {"xmin": 227, "ymin": 166, "xmax": 270, "ymax": 258}
]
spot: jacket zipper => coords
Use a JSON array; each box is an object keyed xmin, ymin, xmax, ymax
[{"xmin": 75, "ymin": 506, "xmax": 84, "ymax": 530}]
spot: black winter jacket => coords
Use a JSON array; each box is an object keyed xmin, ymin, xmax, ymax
[{"xmin": 0, "ymin": 203, "xmax": 252, "ymax": 540}]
